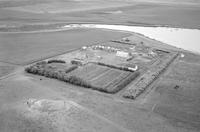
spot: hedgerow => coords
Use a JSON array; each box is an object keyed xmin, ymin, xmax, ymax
[
  {"xmin": 25, "ymin": 63, "xmax": 77, "ymax": 79},
  {"xmin": 96, "ymin": 62, "xmax": 135, "ymax": 72},
  {"xmin": 47, "ymin": 59, "xmax": 66, "ymax": 64},
  {"xmin": 25, "ymin": 62, "xmax": 94, "ymax": 88},
  {"xmin": 123, "ymin": 53, "xmax": 179, "ymax": 99},
  {"xmin": 25, "ymin": 62, "xmax": 140, "ymax": 94}
]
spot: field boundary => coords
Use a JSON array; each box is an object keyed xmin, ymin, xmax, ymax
[{"xmin": 123, "ymin": 52, "xmax": 179, "ymax": 99}]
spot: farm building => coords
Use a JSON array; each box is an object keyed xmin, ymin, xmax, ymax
[
  {"xmin": 71, "ymin": 59, "xmax": 87, "ymax": 66},
  {"xmin": 116, "ymin": 51, "xmax": 130, "ymax": 58},
  {"xmin": 127, "ymin": 65, "xmax": 138, "ymax": 71}
]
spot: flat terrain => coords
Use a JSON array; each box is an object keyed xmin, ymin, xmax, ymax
[
  {"xmin": 66, "ymin": 63, "xmax": 137, "ymax": 93},
  {"xmin": 0, "ymin": 0, "xmax": 200, "ymax": 29},
  {"xmin": 144, "ymin": 54, "xmax": 200, "ymax": 130},
  {"xmin": 0, "ymin": 28, "xmax": 128, "ymax": 65},
  {"xmin": 0, "ymin": 62, "xmax": 17, "ymax": 77},
  {"xmin": 0, "ymin": 0, "xmax": 200, "ymax": 132},
  {"xmin": 1, "ymin": 46, "xmax": 200, "ymax": 132},
  {"xmin": 1, "ymin": 30, "xmax": 200, "ymax": 132}
]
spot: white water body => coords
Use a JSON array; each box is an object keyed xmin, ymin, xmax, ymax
[{"xmin": 64, "ymin": 24, "xmax": 200, "ymax": 53}]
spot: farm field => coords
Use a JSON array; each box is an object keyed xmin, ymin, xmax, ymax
[
  {"xmin": 67, "ymin": 63, "xmax": 139, "ymax": 93},
  {"xmin": 1, "ymin": 31, "xmax": 200, "ymax": 132},
  {"xmin": 141, "ymin": 53, "xmax": 200, "ymax": 130},
  {"xmin": 26, "ymin": 61, "xmax": 139, "ymax": 94},
  {"xmin": 0, "ymin": 28, "xmax": 128, "ymax": 65},
  {"xmin": 164, "ymin": 61, "xmax": 200, "ymax": 83},
  {"xmin": 23, "ymin": 34, "xmax": 173, "ymax": 96},
  {"xmin": 0, "ymin": 62, "xmax": 17, "ymax": 78},
  {"xmin": 2, "ymin": 1, "xmax": 129, "ymax": 14},
  {"xmin": 0, "ymin": 69, "xmax": 188, "ymax": 132},
  {"xmin": 179, "ymin": 51, "xmax": 200, "ymax": 64},
  {"xmin": 145, "ymin": 78, "xmax": 200, "ymax": 129},
  {"xmin": 0, "ymin": 0, "xmax": 200, "ymax": 29},
  {"xmin": 0, "ymin": 0, "xmax": 200, "ymax": 132}
]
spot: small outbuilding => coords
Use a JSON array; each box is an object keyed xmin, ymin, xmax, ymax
[{"xmin": 116, "ymin": 51, "xmax": 130, "ymax": 58}]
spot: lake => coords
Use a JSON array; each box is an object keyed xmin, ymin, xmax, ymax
[{"xmin": 64, "ymin": 24, "xmax": 200, "ymax": 53}]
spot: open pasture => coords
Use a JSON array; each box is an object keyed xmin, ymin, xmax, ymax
[
  {"xmin": 164, "ymin": 61, "xmax": 200, "ymax": 83},
  {"xmin": 1, "ymin": 0, "xmax": 200, "ymax": 29},
  {"xmin": 147, "ymin": 78, "xmax": 200, "ymax": 129},
  {"xmin": 0, "ymin": 62, "xmax": 17, "ymax": 78},
  {"xmin": 0, "ymin": 28, "xmax": 128, "ymax": 65},
  {"xmin": 3, "ymin": 0, "xmax": 128, "ymax": 14},
  {"xmin": 0, "ymin": 0, "xmax": 200, "ymax": 132}
]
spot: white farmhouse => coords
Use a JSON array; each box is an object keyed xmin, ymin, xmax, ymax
[{"xmin": 116, "ymin": 51, "xmax": 130, "ymax": 58}]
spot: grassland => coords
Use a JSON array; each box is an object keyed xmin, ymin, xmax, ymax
[
  {"xmin": 0, "ymin": 0, "xmax": 200, "ymax": 132},
  {"xmin": 1, "ymin": 32, "xmax": 200, "ymax": 132},
  {"xmin": 0, "ymin": 0, "xmax": 200, "ymax": 29},
  {"xmin": 0, "ymin": 28, "xmax": 128, "ymax": 65},
  {"xmin": 123, "ymin": 52, "xmax": 178, "ymax": 99},
  {"xmin": 141, "ymin": 52, "xmax": 200, "ymax": 130},
  {"xmin": 164, "ymin": 61, "xmax": 200, "ymax": 83},
  {"xmin": 0, "ymin": 62, "xmax": 17, "ymax": 78},
  {"xmin": 149, "ymin": 77, "xmax": 200, "ymax": 129}
]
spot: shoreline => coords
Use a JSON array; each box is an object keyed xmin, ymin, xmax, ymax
[
  {"xmin": 0, "ymin": 23, "xmax": 199, "ymax": 54},
  {"xmin": 0, "ymin": 22, "xmax": 200, "ymax": 33}
]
